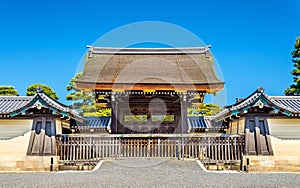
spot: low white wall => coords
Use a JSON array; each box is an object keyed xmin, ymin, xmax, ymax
[
  {"xmin": 245, "ymin": 136, "xmax": 300, "ymax": 172},
  {"xmin": 270, "ymin": 136, "xmax": 300, "ymax": 156},
  {"xmin": 0, "ymin": 119, "xmax": 32, "ymax": 140},
  {"xmin": 268, "ymin": 118, "xmax": 300, "ymax": 139},
  {"xmin": 0, "ymin": 131, "xmax": 30, "ymax": 171},
  {"xmin": 0, "ymin": 131, "xmax": 59, "ymax": 171}
]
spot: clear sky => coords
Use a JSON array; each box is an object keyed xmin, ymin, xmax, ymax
[{"xmin": 0, "ymin": 0, "xmax": 299, "ymax": 106}]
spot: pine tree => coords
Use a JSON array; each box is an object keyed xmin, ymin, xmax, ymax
[
  {"xmin": 0, "ymin": 86, "xmax": 18, "ymax": 96},
  {"xmin": 26, "ymin": 84, "xmax": 59, "ymax": 100},
  {"xmin": 66, "ymin": 73, "xmax": 97, "ymax": 115},
  {"xmin": 284, "ymin": 36, "xmax": 300, "ymax": 95},
  {"xmin": 188, "ymin": 104, "xmax": 222, "ymax": 116}
]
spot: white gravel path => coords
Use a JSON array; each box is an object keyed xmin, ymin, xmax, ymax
[{"xmin": 0, "ymin": 159, "xmax": 299, "ymax": 187}]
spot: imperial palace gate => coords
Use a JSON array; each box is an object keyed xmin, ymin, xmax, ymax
[{"xmin": 55, "ymin": 46, "xmax": 245, "ymax": 167}]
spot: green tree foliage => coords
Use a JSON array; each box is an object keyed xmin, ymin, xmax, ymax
[
  {"xmin": 124, "ymin": 115, "xmax": 147, "ymax": 122},
  {"xmin": 285, "ymin": 36, "xmax": 300, "ymax": 95},
  {"xmin": 0, "ymin": 86, "xmax": 19, "ymax": 96},
  {"xmin": 66, "ymin": 73, "xmax": 97, "ymax": 115},
  {"xmin": 98, "ymin": 108, "xmax": 111, "ymax": 116},
  {"xmin": 26, "ymin": 84, "xmax": 59, "ymax": 100},
  {"xmin": 188, "ymin": 104, "xmax": 222, "ymax": 116}
]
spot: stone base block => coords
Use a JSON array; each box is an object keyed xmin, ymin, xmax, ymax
[
  {"xmin": 0, "ymin": 156, "xmax": 59, "ymax": 172},
  {"xmin": 245, "ymin": 155, "xmax": 300, "ymax": 173}
]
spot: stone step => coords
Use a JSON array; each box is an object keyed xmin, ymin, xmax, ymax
[{"xmin": 248, "ymin": 165, "xmax": 300, "ymax": 172}]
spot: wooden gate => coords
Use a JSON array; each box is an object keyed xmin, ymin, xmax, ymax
[{"xmin": 56, "ymin": 135, "xmax": 244, "ymax": 165}]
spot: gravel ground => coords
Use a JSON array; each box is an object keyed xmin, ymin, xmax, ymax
[{"xmin": 0, "ymin": 160, "xmax": 300, "ymax": 188}]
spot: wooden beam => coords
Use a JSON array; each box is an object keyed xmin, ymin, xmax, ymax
[{"xmin": 75, "ymin": 81, "xmax": 224, "ymax": 93}]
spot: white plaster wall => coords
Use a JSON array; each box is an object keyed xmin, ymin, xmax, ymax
[
  {"xmin": 270, "ymin": 136, "xmax": 300, "ymax": 156},
  {"xmin": 55, "ymin": 119, "xmax": 62, "ymax": 134},
  {"xmin": 268, "ymin": 118, "xmax": 300, "ymax": 139},
  {"xmin": 227, "ymin": 118, "xmax": 245, "ymax": 135},
  {"xmin": 0, "ymin": 119, "xmax": 32, "ymax": 139}
]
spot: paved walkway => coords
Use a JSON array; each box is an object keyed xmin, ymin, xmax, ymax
[{"xmin": 1, "ymin": 160, "xmax": 300, "ymax": 187}]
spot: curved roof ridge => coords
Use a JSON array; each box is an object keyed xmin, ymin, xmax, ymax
[
  {"xmin": 87, "ymin": 45, "xmax": 211, "ymax": 54},
  {"xmin": 261, "ymin": 92, "xmax": 296, "ymax": 113},
  {"xmin": 212, "ymin": 88, "xmax": 300, "ymax": 122},
  {"xmin": 225, "ymin": 88, "xmax": 264, "ymax": 110},
  {"xmin": 231, "ymin": 92, "xmax": 261, "ymax": 111},
  {"xmin": 0, "ymin": 96, "xmax": 33, "ymax": 99},
  {"xmin": 0, "ymin": 92, "xmax": 83, "ymax": 121},
  {"xmin": 37, "ymin": 92, "xmax": 69, "ymax": 112},
  {"xmin": 227, "ymin": 89, "xmax": 295, "ymax": 113},
  {"xmin": 269, "ymin": 95, "xmax": 300, "ymax": 99},
  {"xmin": 36, "ymin": 92, "xmax": 81, "ymax": 117}
]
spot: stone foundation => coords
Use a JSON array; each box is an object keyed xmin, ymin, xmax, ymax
[
  {"xmin": 205, "ymin": 163, "xmax": 241, "ymax": 171},
  {"xmin": 0, "ymin": 156, "xmax": 59, "ymax": 172},
  {"xmin": 241, "ymin": 136, "xmax": 300, "ymax": 173},
  {"xmin": 244, "ymin": 156, "xmax": 300, "ymax": 173},
  {"xmin": 59, "ymin": 163, "xmax": 96, "ymax": 171},
  {"xmin": 0, "ymin": 131, "xmax": 59, "ymax": 172}
]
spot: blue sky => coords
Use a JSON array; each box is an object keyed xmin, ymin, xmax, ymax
[{"xmin": 0, "ymin": 0, "xmax": 299, "ymax": 106}]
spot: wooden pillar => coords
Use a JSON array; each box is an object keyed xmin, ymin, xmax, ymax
[
  {"xmin": 39, "ymin": 117, "xmax": 46, "ymax": 155},
  {"xmin": 180, "ymin": 93, "xmax": 188, "ymax": 133},
  {"xmin": 244, "ymin": 117, "xmax": 256, "ymax": 155},
  {"xmin": 254, "ymin": 116, "xmax": 262, "ymax": 155},
  {"xmin": 264, "ymin": 120, "xmax": 273, "ymax": 155},
  {"xmin": 111, "ymin": 92, "xmax": 118, "ymax": 134}
]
